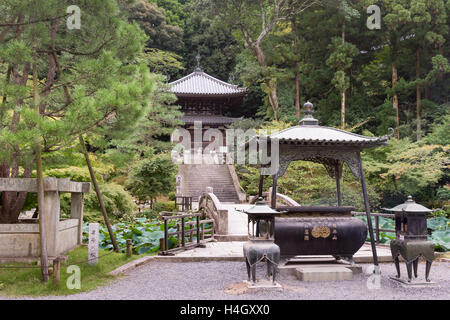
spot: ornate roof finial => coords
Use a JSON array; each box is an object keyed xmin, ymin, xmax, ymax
[
  {"xmin": 299, "ymin": 101, "xmax": 319, "ymax": 126},
  {"xmin": 195, "ymin": 52, "xmax": 202, "ymax": 72}
]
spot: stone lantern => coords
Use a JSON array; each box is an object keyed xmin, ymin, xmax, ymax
[
  {"xmin": 385, "ymin": 196, "xmax": 435, "ymax": 283},
  {"xmin": 240, "ymin": 198, "xmax": 282, "ymax": 285}
]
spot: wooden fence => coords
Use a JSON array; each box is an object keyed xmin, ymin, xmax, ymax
[{"xmin": 158, "ymin": 211, "xmax": 214, "ymax": 255}]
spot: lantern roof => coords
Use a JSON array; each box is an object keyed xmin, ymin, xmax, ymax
[
  {"xmin": 384, "ymin": 196, "xmax": 433, "ymax": 213},
  {"xmin": 240, "ymin": 198, "xmax": 282, "ymax": 217}
]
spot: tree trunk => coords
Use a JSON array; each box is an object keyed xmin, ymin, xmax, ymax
[
  {"xmin": 267, "ymin": 82, "xmax": 279, "ymax": 121},
  {"xmin": 79, "ymin": 135, "xmax": 119, "ymax": 252},
  {"xmin": 0, "ymin": 59, "xmax": 32, "ymax": 223},
  {"xmin": 392, "ymin": 62, "xmax": 400, "ymax": 139},
  {"xmin": 253, "ymin": 44, "xmax": 279, "ymax": 121},
  {"xmin": 34, "ymin": 45, "xmax": 49, "ymax": 282},
  {"xmin": 291, "ymin": 18, "xmax": 300, "ymax": 119},
  {"xmin": 416, "ymin": 47, "xmax": 421, "ymax": 141}
]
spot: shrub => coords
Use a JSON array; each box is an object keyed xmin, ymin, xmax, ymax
[
  {"xmin": 141, "ymin": 201, "xmax": 175, "ymax": 220},
  {"xmin": 153, "ymin": 201, "xmax": 175, "ymax": 213},
  {"xmin": 44, "ymin": 166, "xmax": 105, "ymax": 183},
  {"xmin": 61, "ymin": 182, "xmax": 136, "ymax": 220},
  {"xmin": 168, "ymin": 191, "xmax": 176, "ymax": 201},
  {"xmin": 126, "ymin": 153, "xmax": 177, "ymax": 202}
]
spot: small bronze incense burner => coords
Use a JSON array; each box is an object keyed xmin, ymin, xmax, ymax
[
  {"xmin": 241, "ymin": 198, "xmax": 282, "ymax": 284},
  {"xmin": 385, "ymin": 196, "xmax": 435, "ymax": 282}
]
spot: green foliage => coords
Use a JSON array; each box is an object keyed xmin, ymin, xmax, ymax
[
  {"xmin": 153, "ymin": 200, "xmax": 175, "ymax": 213},
  {"xmin": 85, "ymin": 183, "xmax": 136, "ymax": 219},
  {"xmin": 61, "ymin": 183, "xmax": 136, "ymax": 221},
  {"xmin": 237, "ymin": 160, "xmax": 381, "ymax": 211},
  {"xmin": 142, "ymin": 200, "xmax": 175, "ymax": 219},
  {"xmin": 44, "ymin": 167, "xmax": 105, "ymax": 183},
  {"xmin": 127, "ymin": 0, "xmax": 184, "ymax": 52},
  {"xmin": 424, "ymin": 112, "xmax": 450, "ymax": 145},
  {"xmin": 82, "ymin": 216, "xmax": 212, "ymax": 254},
  {"xmin": 0, "ymin": 0, "xmax": 156, "ymax": 222},
  {"xmin": 363, "ymin": 137, "xmax": 449, "ymax": 207},
  {"xmin": 126, "ymin": 153, "xmax": 177, "ymax": 201},
  {"xmin": 428, "ymin": 216, "xmax": 450, "ymax": 251},
  {"xmin": 83, "ymin": 218, "xmax": 164, "ymax": 254},
  {"xmin": 356, "ymin": 215, "xmax": 449, "ymax": 251}
]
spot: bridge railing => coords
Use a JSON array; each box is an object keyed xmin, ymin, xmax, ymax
[
  {"xmin": 198, "ymin": 190, "xmax": 229, "ymax": 235},
  {"xmin": 158, "ymin": 211, "xmax": 215, "ymax": 256},
  {"xmin": 250, "ymin": 191, "xmax": 300, "ymax": 207}
]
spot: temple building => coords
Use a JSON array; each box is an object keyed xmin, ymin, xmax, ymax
[
  {"xmin": 169, "ymin": 61, "xmax": 247, "ymax": 203},
  {"xmin": 169, "ymin": 62, "xmax": 247, "ymax": 149}
]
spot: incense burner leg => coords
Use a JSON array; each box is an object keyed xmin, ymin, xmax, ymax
[
  {"xmin": 406, "ymin": 261, "xmax": 413, "ymax": 282},
  {"xmin": 271, "ymin": 262, "xmax": 277, "ymax": 283},
  {"xmin": 266, "ymin": 259, "xmax": 272, "ymax": 279},
  {"xmin": 394, "ymin": 256, "xmax": 401, "ymax": 278},
  {"xmin": 413, "ymin": 258, "xmax": 419, "ymax": 278},
  {"xmin": 341, "ymin": 255, "xmax": 355, "ymax": 265},
  {"xmin": 245, "ymin": 260, "xmax": 251, "ymax": 281},
  {"xmin": 251, "ymin": 264, "xmax": 257, "ymax": 283},
  {"xmin": 425, "ymin": 260, "xmax": 432, "ymax": 282}
]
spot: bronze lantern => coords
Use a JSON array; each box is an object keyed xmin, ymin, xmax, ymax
[
  {"xmin": 240, "ymin": 198, "xmax": 282, "ymax": 284},
  {"xmin": 385, "ymin": 196, "xmax": 435, "ymax": 283}
]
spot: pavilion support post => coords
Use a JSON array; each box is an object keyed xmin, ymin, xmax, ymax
[
  {"xmin": 271, "ymin": 175, "xmax": 278, "ymax": 209},
  {"xmin": 335, "ymin": 163, "xmax": 342, "ymax": 206},
  {"xmin": 357, "ymin": 152, "xmax": 380, "ymax": 272},
  {"xmin": 258, "ymin": 172, "xmax": 265, "ymax": 198}
]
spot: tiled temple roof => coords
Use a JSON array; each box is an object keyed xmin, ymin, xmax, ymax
[{"xmin": 169, "ymin": 70, "xmax": 247, "ymax": 97}]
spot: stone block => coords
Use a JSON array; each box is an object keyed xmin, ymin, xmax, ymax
[{"xmin": 296, "ymin": 266, "xmax": 353, "ymax": 281}]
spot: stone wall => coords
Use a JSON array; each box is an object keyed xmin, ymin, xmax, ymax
[
  {"xmin": 0, "ymin": 178, "xmax": 90, "ymax": 262},
  {"xmin": 0, "ymin": 219, "xmax": 79, "ymax": 261}
]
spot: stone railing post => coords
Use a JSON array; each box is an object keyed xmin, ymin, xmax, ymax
[
  {"xmin": 43, "ymin": 177, "xmax": 60, "ymax": 258},
  {"xmin": 70, "ymin": 193, "xmax": 84, "ymax": 244}
]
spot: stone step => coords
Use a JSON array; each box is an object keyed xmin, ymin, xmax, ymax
[
  {"xmin": 295, "ymin": 266, "xmax": 353, "ymax": 281},
  {"xmin": 214, "ymin": 234, "xmax": 248, "ymax": 242},
  {"xmin": 178, "ymin": 163, "xmax": 240, "ymax": 203}
]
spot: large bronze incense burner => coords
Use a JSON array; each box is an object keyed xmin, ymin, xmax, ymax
[
  {"xmin": 274, "ymin": 206, "xmax": 367, "ymax": 262},
  {"xmin": 248, "ymin": 101, "xmax": 393, "ymax": 270}
]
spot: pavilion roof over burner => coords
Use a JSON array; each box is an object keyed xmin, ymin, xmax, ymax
[
  {"xmin": 269, "ymin": 125, "xmax": 391, "ymax": 147},
  {"xmin": 266, "ymin": 101, "xmax": 393, "ymax": 148},
  {"xmin": 169, "ymin": 70, "xmax": 247, "ymax": 97}
]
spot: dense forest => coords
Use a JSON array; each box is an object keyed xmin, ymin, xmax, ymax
[{"xmin": 0, "ymin": 0, "xmax": 449, "ymax": 225}]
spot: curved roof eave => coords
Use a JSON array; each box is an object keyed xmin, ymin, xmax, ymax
[{"xmin": 169, "ymin": 70, "xmax": 247, "ymax": 96}]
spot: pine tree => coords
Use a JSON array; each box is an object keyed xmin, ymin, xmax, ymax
[{"xmin": 0, "ymin": 0, "xmax": 154, "ymax": 222}]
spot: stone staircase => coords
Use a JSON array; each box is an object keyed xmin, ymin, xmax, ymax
[{"xmin": 178, "ymin": 164, "xmax": 240, "ymax": 203}]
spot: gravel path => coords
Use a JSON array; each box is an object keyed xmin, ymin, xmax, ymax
[{"xmin": 2, "ymin": 260, "xmax": 449, "ymax": 300}]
